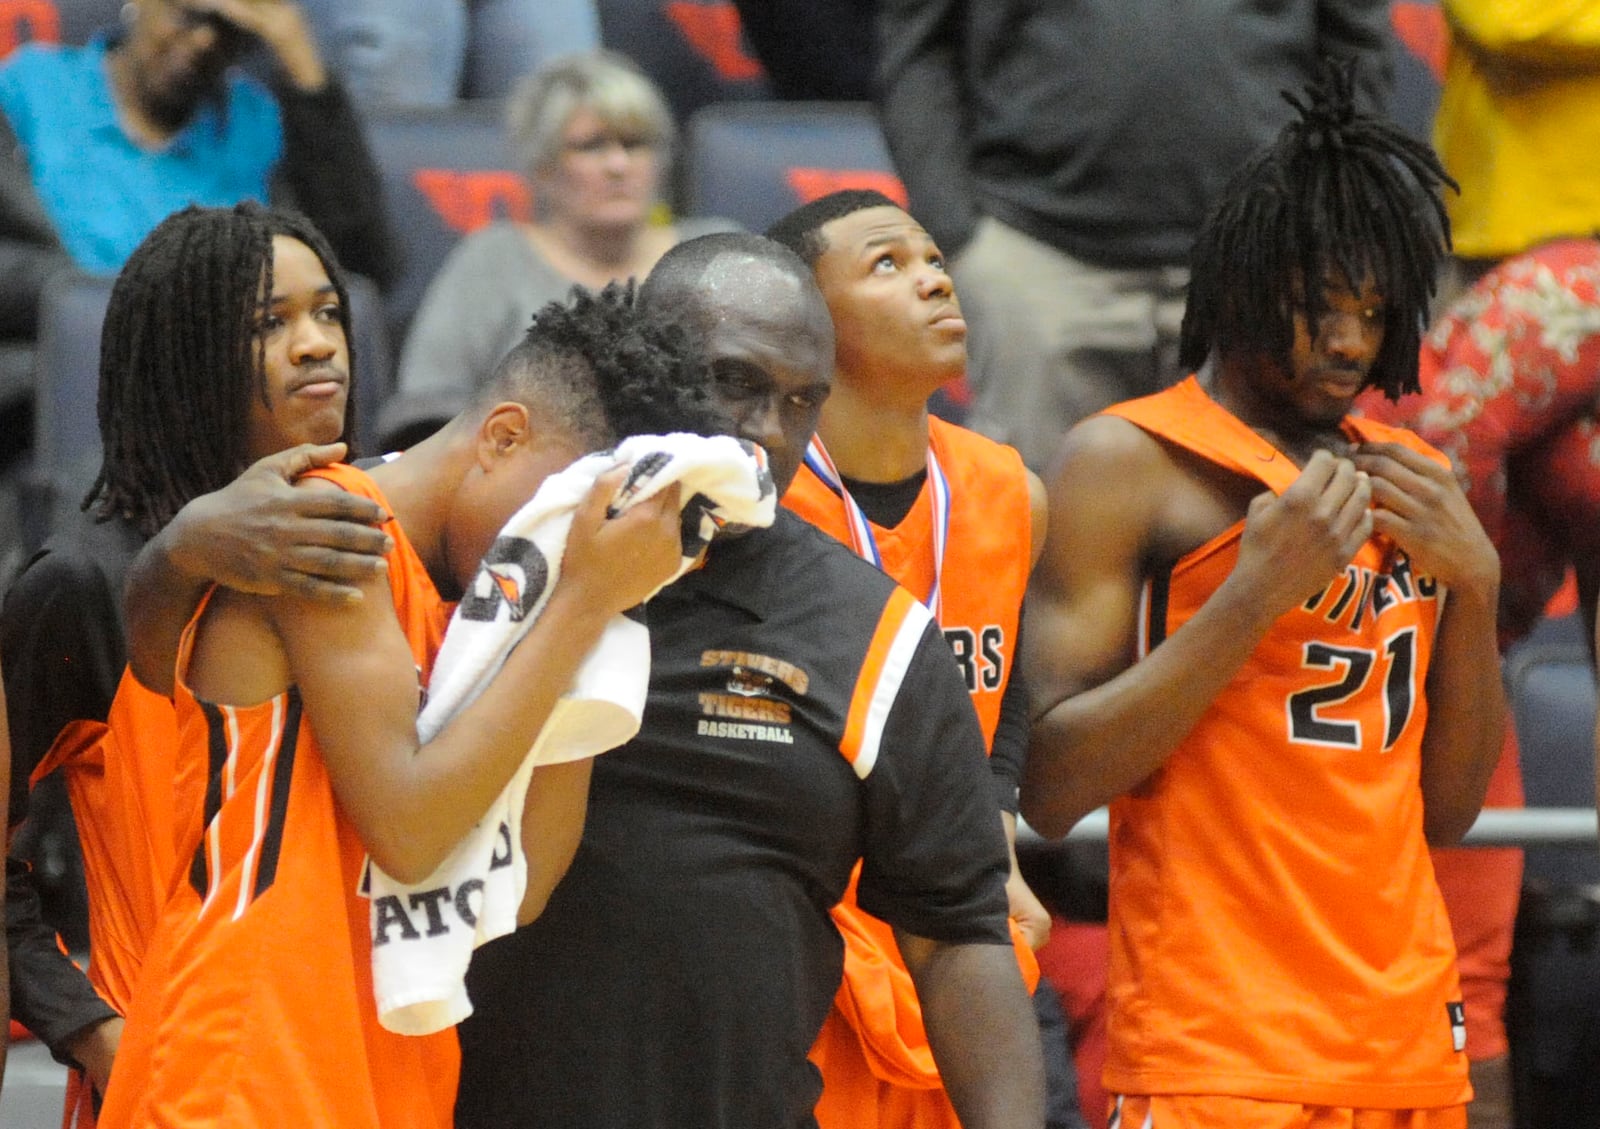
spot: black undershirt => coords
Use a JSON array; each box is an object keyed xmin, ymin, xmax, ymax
[
  {"xmin": 837, "ymin": 468, "xmax": 1029, "ymax": 811},
  {"xmin": 839, "ymin": 470, "xmax": 927, "ymax": 528}
]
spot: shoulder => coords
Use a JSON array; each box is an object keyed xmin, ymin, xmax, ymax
[
  {"xmin": 224, "ymin": 70, "xmax": 282, "ymax": 131},
  {"xmin": 734, "ymin": 510, "xmax": 904, "ymax": 611},
  {"xmin": 1346, "ymin": 414, "xmax": 1450, "ymax": 469},
  {"xmin": 458, "ymin": 220, "xmax": 527, "ymax": 256},
  {"xmin": 929, "ymin": 415, "xmax": 1033, "ymax": 497},
  {"xmin": 434, "ymin": 222, "xmax": 546, "ymax": 292},
  {"xmin": 1037, "ymin": 414, "xmax": 1180, "ymax": 567},
  {"xmin": 299, "ymin": 461, "xmax": 385, "ymax": 503},
  {"xmin": 0, "ymin": 41, "xmax": 84, "ymax": 82},
  {"xmin": 1052, "ymin": 411, "xmax": 1171, "ymax": 485}
]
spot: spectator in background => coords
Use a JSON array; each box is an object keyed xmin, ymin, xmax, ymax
[
  {"xmin": 1393, "ymin": 9, "xmax": 1600, "ymax": 1124},
  {"xmin": 0, "ymin": 0, "xmax": 394, "ymax": 468},
  {"xmin": 383, "ymin": 50, "xmax": 733, "ymax": 448},
  {"xmin": 876, "ymin": 0, "xmax": 1394, "ymax": 475},
  {"xmin": 1359, "ymin": 236, "xmax": 1600, "ymax": 1129},
  {"xmin": 299, "ymin": 0, "xmax": 599, "ymax": 106},
  {"xmin": 1433, "ymin": 2, "xmax": 1600, "ymax": 298}
]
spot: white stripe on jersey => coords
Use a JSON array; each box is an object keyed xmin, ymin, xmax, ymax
[
  {"xmin": 852, "ymin": 600, "xmax": 934, "ymax": 779},
  {"xmin": 233, "ymin": 694, "xmax": 285, "ymax": 922}
]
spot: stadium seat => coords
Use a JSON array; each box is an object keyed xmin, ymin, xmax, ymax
[
  {"xmin": 1389, "ymin": 0, "xmax": 1444, "ymax": 142},
  {"xmin": 0, "ymin": 0, "xmax": 116, "ymax": 58},
  {"xmin": 361, "ymin": 100, "xmax": 525, "ymax": 350},
  {"xmin": 1501, "ymin": 612, "xmax": 1600, "ymax": 1122},
  {"xmin": 24, "ymin": 270, "xmax": 112, "ymax": 549},
  {"xmin": 683, "ymin": 101, "xmax": 906, "ymax": 236},
  {"xmin": 597, "ymin": 0, "xmax": 770, "ymax": 123}
]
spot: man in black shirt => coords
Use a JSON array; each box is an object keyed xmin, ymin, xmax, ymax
[{"xmin": 455, "ymin": 233, "xmax": 1046, "ymax": 1129}]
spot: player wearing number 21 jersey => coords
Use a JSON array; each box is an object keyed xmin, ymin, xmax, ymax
[{"xmin": 1096, "ymin": 378, "xmax": 1468, "ymax": 1107}]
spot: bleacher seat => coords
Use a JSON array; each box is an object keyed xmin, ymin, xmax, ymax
[
  {"xmin": 683, "ymin": 101, "xmax": 906, "ymax": 236},
  {"xmin": 0, "ymin": 0, "xmax": 116, "ymax": 58},
  {"xmin": 24, "ymin": 270, "xmax": 112, "ymax": 550},
  {"xmin": 597, "ymin": 0, "xmax": 769, "ymax": 124},
  {"xmin": 1501, "ymin": 612, "xmax": 1600, "ymax": 1122},
  {"xmin": 1389, "ymin": 0, "xmax": 1444, "ymax": 142},
  {"xmin": 361, "ymin": 100, "xmax": 525, "ymax": 350}
]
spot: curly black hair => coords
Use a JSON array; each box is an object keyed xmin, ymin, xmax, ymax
[
  {"xmin": 483, "ymin": 280, "xmax": 730, "ymax": 446},
  {"xmin": 765, "ymin": 188, "xmax": 903, "ymax": 267},
  {"xmin": 90, "ymin": 201, "xmax": 355, "ymax": 538},
  {"xmin": 1178, "ymin": 58, "xmax": 1455, "ymax": 401}
]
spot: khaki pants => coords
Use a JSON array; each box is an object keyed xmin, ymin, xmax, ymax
[{"xmin": 952, "ymin": 217, "xmax": 1188, "ymax": 475}]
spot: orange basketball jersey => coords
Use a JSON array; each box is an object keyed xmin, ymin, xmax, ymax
[
  {"xmin": 784, "ymin": 416, "xmax": 1030, "ymax": 748},
  {"xmin": 1100, "ymin": 377, "xmax": 1469, "ymax": 1108},
  {"xmin": 31, "ymin": 670, "xmax": 180, "ymax": 1018},
  {"xmin": 785, "ymin": 416, "xmax": 1037, "ymax": 1128},
  {"xmin": 99, "ymin": 464, "xmax": 459, "ymax": 1129}
]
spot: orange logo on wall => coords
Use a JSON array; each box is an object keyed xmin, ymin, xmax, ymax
[
  {"xmin": 665, "ymin": 2, "xmax": 765, "ymax": 82},
  {"xmin": 1391, "ymin": 2, "xmax": 1447, "ymax": 81},
  {"xmin": 786, "ymin": 169, "xmax": 908, "ymax": 209},
  {"xmin": 0, "ymin": 0, "xmax": 59, "ymax": 58},
  {"xmin": 412, "ymin": 170, "xmax": 532, "ymax": 234}
]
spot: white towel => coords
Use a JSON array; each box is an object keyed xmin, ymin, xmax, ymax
[{"xmin": 370, "ymin": 433, "xmax": 775, "ymax": 1034}]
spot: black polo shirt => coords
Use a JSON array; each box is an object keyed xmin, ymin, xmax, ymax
[{"xmin": 457, "ymin": 511, "xmax": 1010, "ymax": 1129}]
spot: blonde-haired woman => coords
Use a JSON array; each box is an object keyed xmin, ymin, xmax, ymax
[{"xmin": 387, "ymin": 51, "xmax": 735, "ymax": 445}]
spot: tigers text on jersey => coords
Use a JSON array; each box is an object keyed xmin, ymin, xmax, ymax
[{"xmin": 1101, "ymin": 377, "xmax": 1471, "ymax": 1109}]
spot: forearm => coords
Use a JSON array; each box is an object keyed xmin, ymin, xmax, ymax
[
  {"xmin": 899, "ymin": 934, "xmax": 1045, "ymax": 1129},
  {"xmin": 1022, "ymin": 580, "xmax": 1275, "ymax": 837},
  {"xmin": 273, "ymin": 80, "xmax": 397, "ymax": 288},
  {"xmin": 516, "ymin": 758, "xmax": 592, "ymax": 925},
  {"xmin": 1418, "ymin": 582, "xmax": 1506, "ymax": 845},
  {"xmin": 5, "ymin": 859, "xmax": 118, "ymax": 1063},
  {"xmin": 333, "ymin": 588, "xmax": 619, "ymax": 883}
]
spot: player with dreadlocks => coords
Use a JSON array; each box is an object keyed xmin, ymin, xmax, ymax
[
  {"xmin": 1019, "ymin": 62, "xmax": 1503, "ymax": 1128},
  {"xmin": 2, "ymin": 201, "xmax": 395, "ymax": 1121}
]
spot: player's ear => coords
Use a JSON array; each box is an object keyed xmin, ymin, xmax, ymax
[{"xmin": 476, "ymin": 402, "xmax": 534, "ymax": 471}]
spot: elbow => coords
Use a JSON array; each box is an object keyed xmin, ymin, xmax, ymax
[
  {"xmin": 1422, "ymin": 803, "xmax": 1479, "ymax": 849},
  {"xmin": 367, "ymin": 836, "xmax": 444, "ymax": 887},
  {"xmin": 516, "ymin": 841, "xmax": 582, "ymax": 927},
  {"xmin": 1017, "ymin": 789, "xmax": 1087, "ymax": 842}
]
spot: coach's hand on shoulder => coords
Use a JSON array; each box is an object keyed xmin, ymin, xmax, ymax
[
  {"xmin": 163, "ymin": 442, "xmax": 393, "ymax": 605},
  {"xmin": 1232, "ymin": 449, "xmax": 1373, "ymax": 619}
]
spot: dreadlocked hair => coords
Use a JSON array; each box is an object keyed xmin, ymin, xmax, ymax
[
  {"xmin": 484, "ymin": 280, "xmax": 729, "ymax": 447},
  {"xmin": 89, "ymin": 202, "xmax": 356, "ymax": 538},
  {"xmin": 1178, "ymin": 57, "xmax": 1455, "ymax": 401}
]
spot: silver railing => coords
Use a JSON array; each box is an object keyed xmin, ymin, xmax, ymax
[{"xmin": 1021, "ymin": 807, "xmax": 1600, "ymax": 847}]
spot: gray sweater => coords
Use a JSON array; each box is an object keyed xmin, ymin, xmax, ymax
[
  {"xmin": 385, "ymin": 217, "xmax": 736, "ymax": 444},
  {"xmin": 877, "ymin": 0, "xmax": 1394, "ymax": 267}
]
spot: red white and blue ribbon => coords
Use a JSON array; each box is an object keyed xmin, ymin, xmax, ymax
[{"xmin": 801, "ymin": 435, "xmax": 951, "ymax": 622}]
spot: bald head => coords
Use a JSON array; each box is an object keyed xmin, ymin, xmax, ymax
[{"xmin": 641, "ymin": 233, "xmax": 836, "ymax": 493}]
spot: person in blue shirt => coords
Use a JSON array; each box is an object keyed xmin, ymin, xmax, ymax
[{"xmin": 0, "ymin": 0, "xmax": 393, "ymax": 469}]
